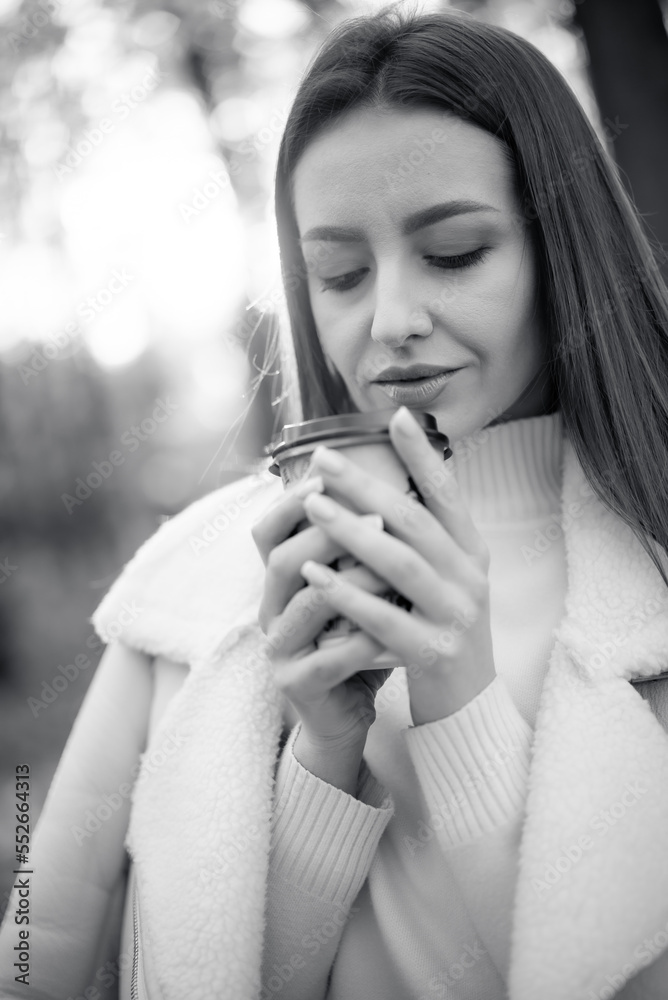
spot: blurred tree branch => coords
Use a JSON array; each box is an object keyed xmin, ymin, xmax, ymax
[{"xmin": 572, "ymin": 0, "xmax": 668, "ymax": 277}]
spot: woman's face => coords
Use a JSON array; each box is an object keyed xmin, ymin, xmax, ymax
[{"xmin": 292, "ymin": 106, "xmax": 554, "ymax": 443}]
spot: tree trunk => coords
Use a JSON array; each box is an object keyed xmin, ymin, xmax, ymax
[{"xmin": 573, "ymin": 0, "xmax": 668, "ymax": 279}]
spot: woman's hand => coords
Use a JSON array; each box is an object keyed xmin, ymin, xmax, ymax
[
  {"xmin": 298, "ymin": 406, "xmax": 497, "ymax": 727},
  {"xmin": 251, "ymin": 479, "xmax": 397, "ymax": 755}
]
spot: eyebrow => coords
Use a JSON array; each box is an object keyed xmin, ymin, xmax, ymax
[{"xmin": 298, "ymin": 200, "xmax": 500, "ymax": 243}]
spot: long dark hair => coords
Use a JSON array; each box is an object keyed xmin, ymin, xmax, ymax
[{"xmin": 274, "ymin": 7, "xmax": 668, "ymax": 586}]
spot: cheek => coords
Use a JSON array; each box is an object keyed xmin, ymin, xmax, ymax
[
  {"xmin": 310, "ymin": 298, "xmax": 360, "ymax": 373},
  {"xmin": 491, "ymin": 264, "xmax": 543, "ymax": 377},
  {"xmin": 505, "ymin": 236, "xmax": 539, "ymax": 313},
  {"xmin": 486, "ymin": 247, "xmax": 536, "ymax": 311},
  {"xmin": 470, "ymin": 252, "xmax": 537, "ymax": 347},
  {"xmin": 320, "ymin": 331, "xmax": 360, "ymax": 379}
]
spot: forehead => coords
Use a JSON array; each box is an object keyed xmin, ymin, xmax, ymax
[{"xmin": 292, "ymin": 106, "xmax": 516, "ymax": 232}]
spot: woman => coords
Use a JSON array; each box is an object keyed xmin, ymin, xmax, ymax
[
  {"xmin": 2, "ymin": 8, "xmax": 668, "ymax": 1000},
  {"xmin": 255, "ymin": 9, "xmax": 668, "ymax": 999}
]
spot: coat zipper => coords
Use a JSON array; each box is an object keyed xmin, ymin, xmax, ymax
[
  {"xmin": 131, "ymin": 875, "xmax": 140, "ymax": 1000},
  {"xmin": 128, "ymin": 865, "xmax": 161, "ymax": 1000}
]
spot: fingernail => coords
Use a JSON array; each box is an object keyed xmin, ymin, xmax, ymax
[
  {"xmin": 293, "ymin": 475, "xmax": 325, "ymax": 499},
  {"xmin": 301, "ymin": 560, "xmax": 335, "ymax": 587},
  {"xmin": 312, "ymin": 445, "xmax": 345, "ymax": 473},
  {"xmin": 303, "ymin": 492, "xmax": 338, "ymax": 521}
]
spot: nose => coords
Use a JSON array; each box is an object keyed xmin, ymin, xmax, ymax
[{"xmin": 369, "ymin": 267, "xmax": 434, "ymax": 347}]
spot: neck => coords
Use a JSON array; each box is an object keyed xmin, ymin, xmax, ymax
[{"xmin": 488, "ymin": 363, "xmax": 558, "ymax": 428}]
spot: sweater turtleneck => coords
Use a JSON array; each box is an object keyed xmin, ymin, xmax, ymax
[
  {"xmin": 447, "ymin": 410, "xmax": 566, "ymax": 730},
  {"xmin": 451, "ymin": 410, "xmax": 563, "ymax": 523}
]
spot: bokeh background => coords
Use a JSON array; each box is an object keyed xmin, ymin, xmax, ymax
[{"xmin": 1, "ymin": 0, "xmax": 667, "ymax": 919}]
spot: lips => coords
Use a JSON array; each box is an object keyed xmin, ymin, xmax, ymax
[
  {"xmin": 373, "ymin": 364, "xmax": 458, "ymax": 382},
  {"xmin": 373, "ymin": 367, "xmax": 461, "ymax": 406}
]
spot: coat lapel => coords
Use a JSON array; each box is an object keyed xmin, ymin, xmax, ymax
[
  {"xmin": 126, "ymin": 624, "xmax": 282, "ymax": 1000},
  {"xmin": 509, "ymin": 437, "xmax": 668, "ymax": 999}
]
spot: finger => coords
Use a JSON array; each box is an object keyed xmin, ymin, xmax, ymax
[
  {"xmin": 308, "ymin": 444, "xmax": 472, "ymax": 579},
  {"xmin": 278, "ymin": 630, "xmax": 388, "ymax": 703},
  {"xmin": 259, "ymin": 511, "xmax": 385, "ymax": 630},
  {"xmin": 301, "ymin": 491, "xmax": 460, "ymax": 620},
  {"xmin": 251, "ymin": 476, "xmax": 325, "ymax": 564},
  {"xmin": 260, "ymin": 522, "xmax": 347, "ymax": 628},
  {"xmin": 266, "ymin": 562, "xmax": 390, "ymax": 656},
  {"xmin": 300, "ymin": 559, "xmax": 430, "ymax": 666},
  {"xmin": 388, "ymin": 407, "xmax": 488, "ymax": 562}
]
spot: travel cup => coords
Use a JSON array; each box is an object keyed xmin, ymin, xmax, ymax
[{"xmin": 269, "ymin": 410, "xmax": 452, "ymax": 658}]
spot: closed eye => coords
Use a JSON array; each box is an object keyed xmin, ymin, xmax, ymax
[
  {"xmin": 424, "ymin": 247, "xmax": 490, "ymax": 270},
  {"xmin": 318, "ymin": 247, "xmax": 490, "ymax": 293},
  {"xmin": 319, "ymin": 268, "xmax": 369, "ymax": 292}
]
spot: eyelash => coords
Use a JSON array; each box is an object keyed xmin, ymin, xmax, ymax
[{"xmin": 319, "ymin": 247, "xmax": 490, "ymax": 293}]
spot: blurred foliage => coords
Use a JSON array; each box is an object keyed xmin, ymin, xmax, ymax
[
  {"xmin": 0, "ymin": 0, "xmax": 384, "ymax": 923},
  {"xmin": 0, "ymin": 0, "xmax": 351, "ymax": 237}
]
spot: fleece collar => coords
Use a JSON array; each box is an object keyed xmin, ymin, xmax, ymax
[
  {"xmin": 92, "ymin": 439, "xmax": 668, "ymax": 1000},
  {"xmin": 509, "ymin": 437, "xmax": 668, "ymax": 999}
]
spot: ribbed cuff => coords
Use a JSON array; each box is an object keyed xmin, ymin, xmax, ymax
[
  {"xmin": 271, "ymin": 725, "xmax": 394, "ymax": 908},
  {"xmin": 404, "ymin": 675, "xmax": 533, "ymax": 847}
]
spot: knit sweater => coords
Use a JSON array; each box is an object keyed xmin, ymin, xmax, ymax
[{"xmin": 262, "ymin": 412, "xmax": 565, "ymax": 1000}]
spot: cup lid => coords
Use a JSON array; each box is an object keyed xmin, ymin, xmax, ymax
[{"xmin": 268, "ymin": 409, "xmax": 451, "ymax": 472}]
